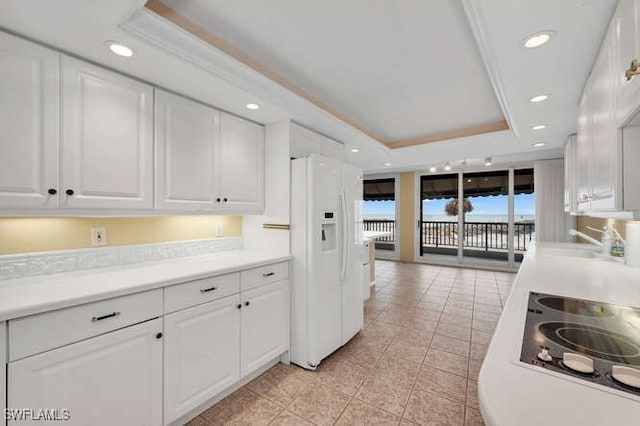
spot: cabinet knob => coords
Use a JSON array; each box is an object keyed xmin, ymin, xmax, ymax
[
  {"xmin": 216, "ymin": 198, "xmax": 221, "ymax": 202},
  {"xmin": 626, "ymin": 59, "xmax": 640, "ymax": 81},
  {"xmin": 65, "ymin": 189, "xmax": 74, "ymax": 196},
  {"xmin": 237, "ymin": 304, "xmax": 242, "ymax": 309},
  {"xmin": 245, "ymin": 301, "xmax": 250, "ymax": 306},
  {"xmin": 47, "ymin": 188, "xmax": 57, "ymax": 195},
  {"xmin": 224, "ymin": 197, "xmax": 228, "ymax": 202},
  {"xmin": 156, "ymin": 332, "xmax": 163, "ymax": 339}
]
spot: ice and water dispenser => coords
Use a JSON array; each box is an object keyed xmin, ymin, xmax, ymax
[{"xmin": 320, "ymin": 211, "xmax": 337, "ymax": 251}]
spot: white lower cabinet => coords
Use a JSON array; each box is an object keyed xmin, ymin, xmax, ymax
[
  {"xmin": 163, "ymin": 295, "xmax": 240, "ymax": 424},
  {"xmin": 3, "ymin": 261, "xmax": 290, "ymax": 426},
  {"xmin": 8, "ymin": 318, "xmax": 163, "ymax": 426},
  {"xmin": 1, "ymin": 322, "xmax": 6, "ymax": 422},
  {"xmin": 241, "ymin": 280, "xmax": 290, "ymax": 377}
]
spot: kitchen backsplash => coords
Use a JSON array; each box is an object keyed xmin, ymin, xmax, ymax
[
  {"xmin": 0, "ymin": 236, "xmax": 243, "ymax": 281},
  {"xmin": 576, "ymin": 216, "xmax": 628, "ymax": 242},
  {"xmin": 0, "ymin": 216, "xmax": 242, "ymax": 255}
]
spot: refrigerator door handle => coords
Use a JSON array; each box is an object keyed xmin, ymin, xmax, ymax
[{"xmin": 340, "ymin": 189, "xmax": 349, "ymax": 281}]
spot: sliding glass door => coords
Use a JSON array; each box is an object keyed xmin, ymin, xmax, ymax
[
  {"xmin": 363, "ymin": 177, "xmax": 398, "ymax": 259},
  {"xmin": 462, "ymin": 171, "xmax": 509, "ymax": 262},
  {"xmin": 420, "ymin": 174, "xmax": 460, "ymax": 260},
  {"xmin": 418, "ymin": 168, "xmax": 534, "ymax": 267}
]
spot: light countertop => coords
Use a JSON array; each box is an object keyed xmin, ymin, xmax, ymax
[
  {"xmin": 479, "ymin": 242, "xmax": 640, "ymax": 425},
  {"xmin": 363, "ymin": 230, "xmax": 392, "ymax": 241},
  {"xmin": 0, "ymin": 250, "xmax": 291, "ymax": 322}
]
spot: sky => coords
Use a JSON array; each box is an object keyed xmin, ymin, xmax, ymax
[{"xmin": 364, "ymin": 193, "xmax": 535, "ymax": 216}]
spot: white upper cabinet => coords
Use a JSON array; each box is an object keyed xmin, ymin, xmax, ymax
[
  {"xmin": 587, "ymin": 29, "xmax": 619, "ymax": 212},
  {"xmin": 61, "ymin": 56, "xmax": 153, "ymax": 209},
  {"xmin": 156, "ymin": 92, "xmax": 264, "ymax": 212},
  {"xmin": 563, "ymin": 135, "xmax": 576, "ymax": 213},
  {"xmin": 0, "ymin": 30, "xmax": 265, "ymax": 214},
  {"xmin": 218, "ymin": 113, "xmax": 264, "ymax": 211},
  {"xmin": 155, "ymin": 90, "xmax": 219, "ymax": 210},
  {"xmin": 320, "ymin": 136, "xmax": 344, "ymax": 161},
  {"xmin": 0, "ymin": 32, "xmax": 59, "ymax": 209},
  {"xmin": 290, "ymin": 123, "xmax": 321, "ymax": 158},
  {"xmin": 570, "ymin": 0, "xmax": 640, "ymax": 215},
  {"xmin": 575, "ymin": 87, "xmax": 592, "ymax": 212},
  {"xmin": 614, "ymin": 0, "xmax": 640, "ymax": 125}
]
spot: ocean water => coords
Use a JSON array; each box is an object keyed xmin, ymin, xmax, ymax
[{"xmin": 364, "ymin": 214, "xmax": 535, "ymax": 223}]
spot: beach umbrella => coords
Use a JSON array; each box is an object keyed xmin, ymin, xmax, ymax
[{"xmin": 444, "ymin": 198, "xmax": 473, "ymax": 216}]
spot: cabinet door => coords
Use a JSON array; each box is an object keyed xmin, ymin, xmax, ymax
[
  {"xmin": 61, "ymin": 56, "xmax": 153, "ymax": 209},
  {"xmin": 575, "ymin": 88, "xmax": 593, "ymax": 212},
  {"xmin": 164, "ymin": 295, "xmax": 240, "ymax": 424},
  {"xmin": 290, "ymin": 123, "xmax": 321, "ymax": 158},
  {"xmin": 589, "ymin": 32, "xmax": 620, "ymax": 211},
  {"xmin": 321, "ymin": 136, "xmax": 344, "ymax": 161},
  {"xmin": 240, "ymin": 280, "xmax": 290, "ymax": 377},
  {"xmin": 563, "ymin": 135, "xmax": 576, "ymax": 213},
  {"xmin": 155, "ymin": 90, "xmax": 219, "ymax": 210},
  {"xmin": 218, "ymin": 113, "xmax": 264, "ymax": 211},
  {"xmin": 0, "ymin": 32, "xmax": 59, "ymax": 208},
  {"xmin": 8, "ymin": 319, "xmax": 162, "ymax": 426},
  {"xmin": 614, "ymin": 0, "xmax": 640, "ymax": 125}
]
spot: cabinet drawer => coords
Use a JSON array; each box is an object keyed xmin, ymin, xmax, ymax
[
  {"xmin": 241, "ymin": 262, "xmax": 289, "ymax": 291},
  {"xmin": 164, "ymin": 272, "xmax": 240, "ymax": 313},
  {"xmin": 9, "ymin": 289, "xmax": 162, "ymax": 361}
]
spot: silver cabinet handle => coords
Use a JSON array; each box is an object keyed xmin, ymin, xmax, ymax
[
  {"xmin": 262, "ymin": 272, "xmax": 275, "ymax": 277},
  {"xmin": 200, "ymin": 286, "xmax": 217, "ymax": 293},
  {"xmin": 92, "ymin": 311, "xmax": 121, "ymax": 322}
]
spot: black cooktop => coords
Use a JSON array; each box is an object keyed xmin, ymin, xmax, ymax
[{"xmin": 520, "ymin": 292, "xmax": 640, "ymax": 397}]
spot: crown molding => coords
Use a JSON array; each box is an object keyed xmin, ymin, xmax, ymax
[{"xmin": 387, "ymin": 120, "xmax": 509, "ymax": 149}]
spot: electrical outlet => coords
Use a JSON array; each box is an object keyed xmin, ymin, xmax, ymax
[
  {"xmin": 215, "ymin": 223, "xmax": 223, "ymax": 237},
  {"xmin": 91, "ymin": 228, "xmax": 107, "ymax": 247}
]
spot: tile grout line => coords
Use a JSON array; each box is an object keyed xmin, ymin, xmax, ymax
[{"xmin": 398, "ymin": 267, "xmax": 450, "ymax": 423}]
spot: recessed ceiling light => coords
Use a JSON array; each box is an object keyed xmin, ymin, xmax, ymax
[
  {"xmin": 429, "ymin": 166, "xmax": 437, "ymax": 173},
  {"xmin": 106, "ymin": 41, "xmax": 133, "ymax": 57},
  {"xmin": 522, "ymin": 31, "xmax": 554, "ymax": 49},
  {"xmin": 530, "ymin": 94, "xmax": 549, "ymax": 103},
  {"xmin": 467, "ymin": 179, "xmax": 472, "ymax": 183},
  {"xmin": 350, "ymin": 148, "xmax": 359, "ymax": 153},
  {"xmin": 444, "ymin": 162, "xmax": 452, "ymax": 171},
  {"xmin": 532, "ymin": 142, "xmax": 546, "ymax": 147},
  {"xmin": 531, "ymin": 124, "xmax": 548, "ymax": 130},
  {"xmin": 484, "ymin": 157, "xmax": 493, "ymax": 167},
  {"xmin": 383, "ymin": 162, "xmax": 391, "ymax": 167},
  {"xmin": 246, "ymin": 103, "xmax": 260, "ymax": 110}
]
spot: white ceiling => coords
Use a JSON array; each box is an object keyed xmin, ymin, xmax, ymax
[
  {"xmin": 163, "ymin": 0, "xmax": 505, "ymax": 142},
  {"xmin": 0, "ymin": 0, "xmax": 619, "ymax": 174}
]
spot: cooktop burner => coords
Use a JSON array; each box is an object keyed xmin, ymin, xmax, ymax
[
  {"xmin": 520, "ymin": 292, "xmax": 640, "ymax": 399},
  {"xmin": 538, "ymin": 322, "xmax": 640, "ymax": 364}
]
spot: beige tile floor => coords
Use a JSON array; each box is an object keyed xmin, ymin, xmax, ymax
[{"xmin": 188, "ymin": 260, "xmax": 516, "ymax": 425}]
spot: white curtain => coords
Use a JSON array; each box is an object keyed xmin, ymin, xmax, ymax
[{"xmin": 534, "ymin": 159, "xmax": 575, "ymax": 242}]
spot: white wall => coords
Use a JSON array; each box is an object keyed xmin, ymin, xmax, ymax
[
  {"xmin": 242, "ymin": 120, "xmax": 291, "ymax": 252},
  {"xmin": 534, "ymin": 159, "xmax": 575, "ymax": 242}
]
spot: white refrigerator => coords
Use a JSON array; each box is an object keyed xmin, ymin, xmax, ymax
[{"xmin": 290, "ymin": 154, "xmax": 364, "ymax": 370}]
